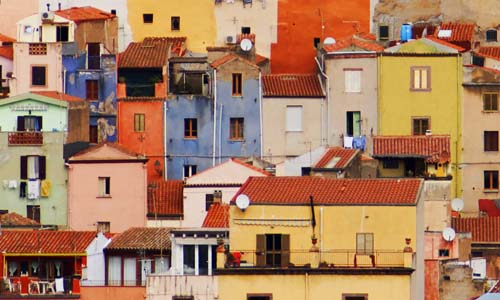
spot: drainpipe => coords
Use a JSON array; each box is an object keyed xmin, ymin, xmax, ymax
[
  {"xmin": 320, "ymin": 207, "xmax": 324, "ymax": 257},
  {"xmin": 218, "ymin": 104, "xmax": 223, "ymax": 164},
  {"xmin": 315, "ymin": 56, "xmax": 329, "ymax": 145},
  {"xmin": 163, "ymin": 101, "xmax": 168, "ymax": 180},
  {"xmin": 63, "ymin": 67, "xmax": 66, "ymax": 94},
  {"xmin": 212, "ymin": 69, "xmax": 217, "ymax": 166},
  {"xmin": 259, "ymin": 71, "xmax": 263, "ymax": 158}
]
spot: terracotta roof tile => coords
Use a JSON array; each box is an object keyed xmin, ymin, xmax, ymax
[
  {"xmin": 434, "ymin": 23, "xmax": 475, "ymax": 42},
  {"xmin": 255, "ymin": 53, "xmax": 268, "ymax": 65},
  {"xmin": 0, "ymin": 230, "xmax": 96, "ymax": 254},
  {"xmin": 0, "ymin": 213, "xmax": 40, "ymax": 226},
  {"xmin": 210, "ymin": 54, "xmax": 258, "ymax": 69},
  {"xmin": 69, "ymin": 142, "xmax": 144, "ymax": 160},
  {"xmin": 452, "ymin": 217, "xmax": 500, "ymax": 243},
  {"xmin": 232, "ymin": 177, "xmax": 423, "ymax": 205},
  {"xmin": 0, "ymin": 46, "xmax": 13, "ymax": 60},
  {"xmin": 119, "ymin": 37, "xmax": 186, "ymax": 68},
  {"xmin": 202, "ymin": 203, "xmax": 229, "ymax": 228},
  {"xmin": 106, "ymin": 227, "xmax": 171, "ymax": 251},
  {"xmin": 476, "ymin": 47, "xmax": 500, "ymax": 60},
  {"xmin": 323, "ymin": 36, "xmax": 384, "ymax": 53},
  {"xmin": 262, "ymin": 74, "xmax": 324, "ymax": 97},
  {"xmin": 148, "ymin": 180, "xmax": 184, "ymax": 216},
  {"xmin": 373, "ymin": 135, "xmax": 451, "ymax": 163},
  {"xmin": 55, "ymin": 6, "xmax": 116, "ymax": 23},
  {"xmin": 314, "ymin": 147, "xmax": 359, "ymax": 168},
  {"xmin": 230, "ymin": 158, "xmax": 273, "ymax": 176},
  {"xmin": 424, "ymin": 36, "xmax": 466, "ymax": 52},
  {"xmin": 0, "ymin": 33, "xmax": 15, "ymax": 43},
  {"xmin": 32, "ymin": 91, "xmax": 84, "ymax": 102}
]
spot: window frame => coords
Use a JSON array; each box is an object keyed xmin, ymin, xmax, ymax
[
  {"xmin": 412, "ymin": 117, "xmax": 430, "ymax": 136},
  {"xmin": 134, "ymin": 113, "xmax": 145, "ymax": 132},
  {"xmin": 171, "ymin": 16, "xmax": 180, "ymax": 31},
  {"xmin": 486, "ymin": 29, "xmax": 498, "ymax": 42},
  {"xmin": 378, "ymin": 24, "xmax": 390, "ymax": 40},
  {"xmin": 56, "ymin": 25, "xmax": 69, "ymax": 42},
  {"xmin": 241, "ymin": 27, "xmax": 251, "ymax": 34},
  {"xmin": 232, "ymin": 73, "xmax": 242, "ymax": 96},
  {"xmin": 356, "ymin": 233, "xmax": 374, "ymax": 255},
  {"xmin": 31, "ymin": 65, "xmax": 47, "ymax": 87},
  {"xmin": 184, "ymin": 118, "xmax": 198, "ymax": 139},
  {"xmin": 344, "ymin": 68, "xmax": 362, "ymax": 93},
  {"xmin": 410, "ymin": 66, "xmax": 431, "ymax": 91},
  {"xmin": 98, "ymin": 176, "xmax": 111, "ymax": 197},
  {"xmin": 483, "ymin": 92, "xmax": 499, "ymax": 111},
  {"xmin": 484, "ymin": 170, "xmax": 499, "ymax": 191},
  {"xmin": 143, "ymin": 13, "xmax": 153, "ymax": 24},
  {"xmin": 484, "ymin": 131, "xmax": 499, "ymax": 152},
  {"xmin": 183, "ymin": 165, "xmax": 197, "ymax": 178},
  {"xmin": 229, "ymin": 117, "xmax": 244, "ymax": 140}
]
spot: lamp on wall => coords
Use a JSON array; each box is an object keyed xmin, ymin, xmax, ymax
[{"xmin": 154, "ymin": 160, "xmax": 163, "ymax": 177}]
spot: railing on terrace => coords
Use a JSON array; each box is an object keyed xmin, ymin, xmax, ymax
[
  {"xmin": 223, "ymin": 249, "xmax": 405, "ymax": 268},
  {"xmin": 80, "ymin": 280, "xmax": 145, "ymax": 287},
  {"xmin": 8, "ymin": 131, "xmax": 43, "ymax": 145}
]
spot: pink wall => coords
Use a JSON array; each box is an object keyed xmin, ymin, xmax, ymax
[
  {"xmin": 424, "ymin": 232, "xmax": 459, "ymax": 260},
  {"xmin": 425, "ymin": 260, "xmax": 439, "ymax": 300},
  {"xmin": 68, "ymin": 162, "xmax": 147, "ymax": 232},
  {"xmin": 81, "ymin": 286, "xmax": 145, "ymax": 300}
]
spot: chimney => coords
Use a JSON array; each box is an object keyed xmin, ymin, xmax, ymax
[
  {"xmin": 46, "ymin": 3, "xmax": 50, "ymax": 11},
  {"xmin": 213, "ymin": 190, "xmax": 222, "ymax": 203}
]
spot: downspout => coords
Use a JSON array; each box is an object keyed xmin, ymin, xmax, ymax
[
  {"xmin": 259, "ymin": 71, "xmax": 263, "ymax": 158},
  {"xmin": 218, "ymin": 104, "xmax": 223, "ymax": 164},
  {"xmin": 163, "ymin": 101, "xmax": 168, "ymax": 180},
  {"xmin": 315, "ymin": 56, "xmax": 329, "ymax": 145},
  {"xmin": 320, "ymin": 207, "xmax": 324, "ymax": 258},
  {"xmin": 455, "ymin": 53, "xmax": 460, "ymax": 197},
  {"xmin": 212, "ymin": 69, "xmax": 217, "ymax": 166}
]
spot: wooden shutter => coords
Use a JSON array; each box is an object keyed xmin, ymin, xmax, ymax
[
  {"xmin": 281, "ymin": 234, "xmax": 290, "ymax": 267},
  {"xmin": 20, "ymin": 156, "xmax": 27, "ymax": 179},
  {"xmin": 38, "ymin": 156, "xmax": 46, "ymax": 180},
  {"xmin": 17, "ymin": 116, "xmax": 25, "ymax": 131},
  {"xmin": 19, "ymin": 182, "xmax": 27, "ymax": 198},
  {"xmin": 256, "ymin": 234, "xmax": 266, "ymax": 267},
  {"xmin": 36, "ymin": 116, "xmax": 43, "ymax": 131}
]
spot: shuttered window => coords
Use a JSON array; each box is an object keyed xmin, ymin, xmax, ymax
[
  {"xmin": 344, "ymin": 69, "xmax": 362, "ymax": 93},
  {"xmin": 356, "ymin": 233, "xmax": 374, "ymax": 255},
  {"xmin": 286, "ymin": 106, "xmax": 303, "ymax": 132},
  {"xmin": 256, "ymin": 234, "xmax": 290, "ymax": 267},
  {"xmin": 20, "ymin": 156, "xmax": 46, "ymax": 180}
]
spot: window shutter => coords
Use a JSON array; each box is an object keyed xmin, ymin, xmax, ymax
[
  {"xmin": 17, "ymin": 116, "xmax": 25, "ymax": 131},
  {"xmin": 281, "ymin": 234, "xmax": 290, "ymax": 267},
  {"xmin": 20, "ymin": 156, "xmax": 27, "ymax": 179},
  {"xmin": 36, "ymin": 116, "xmax": 43, "ymax": 131},
  {"xmin": 19, "ymin": 182, "xmax": 27, "ymax": 198},
  {"xmin": 256, "ymin": 234, "xmax": 266, "ymax": 267},
  {"xmin": 39, "ymin": 156, "xmax": 46, "ymax": 180}
]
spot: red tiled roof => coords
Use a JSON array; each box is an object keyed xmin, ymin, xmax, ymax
[
  {"xmin": 424, "ymin": 36, "xmax": 466, "ymax": 52},
  {"xmin": 106, "ymin": 227, "xmax": 171, "ymax": 251},
  {"xmin": 203, "ymin": 203, "xmax": 229, "ymax": 228},
  {"xmin": 148, "ymin": 180, "xmax": 184, "ymax": 217},
  {"xmin": 452, "ymin": 217, "xmax": 500, "ymax": 243},
  {"xmin": 255, "ymin": 53, "xmax": 268, "ymax": 65},
  {"xmin": 0, "ymin": 46, "xmax": 13, "ymax": 60},
  {"xmin": 55, "ymin": 6, "xmax": 115, "ymax": 23},
  {"xmin": 32, "ymin": 91, "xmax": 84, "ymax": 102},
  {"xmin": 323, "ymin": 36, "xmax": 384, "ymax": 53},
  {"xmin": 262, "ymin": 74, "xmax": 324, "ymax": 97},
  {"xmin": 0, "ymin": 33, "xmax": 15, "ymax": 43},
  {"xmin": 210, "ymin": 53, "xmax": 258, "ymax": 69},
  {"xmin": 434, "ymin": 23, "xmax": 475, "ymax": 42},
  {"xmin": 69, "ymin": 142, "xmax": 144, "ymax": 160},
  {"xmin": 314, "ymin": 147, "xmax": 359, "ymax": 168},
  {"xmin": 0, "ymin": 213, "xmax": 40, "ymax": 226},
  {"xmin": 119, "ymin": 37, "xmax": 186, "ymax": 68},
  {"xmin": 0, "ymin": 230, "xmax": 96, "ymax": 254},
  {"xmin": 232, "ymin": 177, "xmax": 423, "ymax": 205},
  {"xmin": 476, "ymin": 47, "xmax": 500, "ymax": 60},
  {"xmin": 373, "ymin": 135, "xmax": 451, "ymax": 163},
  {"xmin": 231, "ymin": 158, "xmax": 273, "ymax": 176}
]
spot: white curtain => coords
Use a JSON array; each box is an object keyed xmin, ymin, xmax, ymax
[
  {"xmin": 108, "ymin": 256, "xmax": 121, "ymax": 286},
  {"xmin": 123, "ymin": 258, "xmax": 136, "ymax": 286},
  {"xmin": 154, "ymin": 257, "xmax": 169, "ymax": 274},
  {"xmin": 141, "ymin": 260, "xmax": 151, "ymax": 284}
]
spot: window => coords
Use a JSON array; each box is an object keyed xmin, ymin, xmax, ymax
[
  {"xmin": 247, "ymin": 294, "xmax": 272, "ymax": 300},
  {"xmin": 232, "ymin": 73, "xmax": 242, "ymax": 96},
  {"xmin": 86, "ymin": 80, "xmax": 99, "ymax": 100},
  {"xmin": 438, "ymin": 249, "xmax": 450, "ymax": 257},
  {"xmin": 484, "ymin": 170, "xmax": 499, "ymax": 190},
  {"xmin": 241, "ymin": 27, "xmax": 251, "ymax": 34},
  {"xmin": 230, "ymin": 118, "xmax": 244, "ymax": 140},
  {"xmin": 89, "ymin": 125, "xmax": 98, "ymax": 143},
  {"xmin": 171, "ymin": 16, "xmax": 180, "ymax": 31},
  {"xmin": 255, "ymin": 234, "xmax": 289, "ymax": 267},
  {"xmin": 412, "ymin": 117, "xmax": 430, "ymax": 135},
  {"xmin": 87, "ymin": 43, "xmax": 100, "ymax": 69},
  {"xmin": 31, "ymin": 65, "xmax": 47, "ymax": 86},
  {"xmin": 344, "ymin": 69, "xmax": 362, "ymax": 93},
  {"xmin": 313, "ymin": 37, "xmax": 320, "ymax": 48},
  {"xmin": 356, "ymin": 233, "xmax": 374, "ymax": 255},
  {"xmin": 379, "ymin": 24, "xmax": 390, "ymax": 40},
  {"xmin": 346, "ymin": 111, "xmax": 361, "ymax": 136},
  {"xmin": 382, "ymin": 159, "xmax": 399, "ymax": 169},
  {"xmin": 134, "ymin": 114, "xmax": 145, "ymax": 132},
  {"xmin": 486, "ymin": 30, "xmax": 498, "ymax": 42},
  {"xmin": 286, "ymin": 106, "xmax": 303, "ymax": 132},
  {"xmin": 143, "ymin": 13, "xmax": 153, "ymax": 23},
  {"xmin": 184, "ymin": 118, "xmax": 198, "ymax": 138},
  {"xmin": 110, "ymin": 9, "xmax": 117, "ymax": 15},
  {"xmin": 26, "ymin": 205, "xmax": 40, "ymax": 223},
  {"xmin": 56, "ymin": 25, "xmax": 69, "ymax": 42},
  {"xmin": 205, "ymin": 194, "xmax": 214, "ymax": 211},
  {"xmin": 183, "ymin": 165, "xmax": 197, "ymax": 178},
  {"xmin": 20, "ymin": 156, "xmax": 46, "ymax": 180},
  {"xmin": 410, "ymin": 66, "xmax": 431, "ymax": 91},
  {"xmin": 29, "ymin": 43, "xmax": 47, "ymax": 55},
  {"xmin": 484, "ymin": 131, "xmax": 499, "ymax": 151},
  {"xmin": 97, "ymin": 221, "xmax": 110, "ymax": 233},
  {"xmin": 17, "ymin": 116, "xmax": 42, "ymax": 131},
  {"xmin": 342, "ymin": 294, "xmax": 368, "ymax": 300},
  {"xmin": 483, "ymin": 93, "xmax": 498, "ymax": 111},
  {"xmin": 98, "ymin": 177, "xmax": 111, "ymax": 197}
]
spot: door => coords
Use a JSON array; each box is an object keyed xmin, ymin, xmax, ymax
[{"xmin": 87, "ymin": 43, "xmax": 100, "ymax": 69}]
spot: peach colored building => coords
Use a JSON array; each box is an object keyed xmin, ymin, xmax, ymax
[
  {"xmin": 67, "ymin": 143, "xmax": 148, "ymax": 233},
  {"xmin": 0, "ymin": 0, "xmax": 38, "ymax": 39}
]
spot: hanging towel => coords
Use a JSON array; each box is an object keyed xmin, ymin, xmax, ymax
[
  {"xmin": 343, "ymin": 136, "xmax": 354, "ymax": 148},
  {"xmin": 41, "ymin": 180, "xmax": 51, "ymax": 197},
  {"xmin": 8, "ymin": 180, "xmax": 17, "ymax": 189},
  {"xmin": 27, "ymin": 179, "xmax": 40, "ymax": 200}
]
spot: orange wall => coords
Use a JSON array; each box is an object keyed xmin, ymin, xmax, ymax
[
  {"xmin": 117, "ymin": 100, "xmax": 164, "ymax": 181},
  {"xmin": 80, "ymin": 286, "xmax": 145, "ymax": 300},
  {"xmin": 271, "ymin": 0, "xmax": 371, "ymax": 73}
]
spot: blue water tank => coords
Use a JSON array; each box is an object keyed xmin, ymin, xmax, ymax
[{"xmin": 400, "ymin": 23, "xmax": 412, "ymax": 42}]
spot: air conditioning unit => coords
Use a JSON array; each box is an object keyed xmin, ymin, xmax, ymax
[
  {"xmin": 41, "ymin": 11, "xmax": 55, "ymax": 22},
  {"xmin": 225, "ymin": 35, "xmax": 236, "ymax": 44}
]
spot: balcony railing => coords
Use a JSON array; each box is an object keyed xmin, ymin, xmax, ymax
[
  {"xmin": 80, "ymin": 280, "xmax": 145, "ymax": 287},
  {"xmin": 223, "ymin": 249, "xmax": 405, "ymax": 269},
  {"xmin": 8, "ymin": 132, "xmax": 43, "ymax": 145}
]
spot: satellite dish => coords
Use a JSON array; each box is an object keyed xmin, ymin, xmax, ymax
[
  {"xmin": 240, "ymin": 38, "xmax": 253, "ymax": 51},
  {"xmin": 442, "ymin": 227, "xmax": 456, "ymax": 242},
  {"xmin": 323, "ymin": 37, "xmax": 336, "ymax": 45},
  {"xmin": 235, "ymin": 194, "xmax": 250, "ymax": 211},
  {"xmin": 451, "ymin": 198, "xmax": 464, "ymax": 212}
]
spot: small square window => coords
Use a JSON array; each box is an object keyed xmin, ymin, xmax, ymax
[
  {"xmin": 410, "ymin": 66, "xmax": 431, "ymax": 91},
  {"xmin": 110, "ymin": 9, "xmax": 117, "ymax": 15},
  {"xmin": 205, "ymin": 194, "xmax": 214, "ymax": 211},
  {"xmin": 484, "ymin": 170, "xmax": 499, "ymax": 190},
  {"xmin": 98, "ymin": 177, "xmax": 111, "ymax": 197},
  {"xmin": 483, "ymin": 93, "xmax": 498, "ymax": 111},
  {"xmin": 313, "ymin": 37, "xmax": 321, "ymax": 48},
  {"xmin": 230, "ymin": 118, "xmax": 244, "ymax": 140},
  {"xmin": 241, "ymin": 27, "xmax": 251, "ymax": 34},
  {"xmin": 27, "ymin": 205, "xmax": 40, "ymax": 223},
  {"xmin": 171, "ymin": 16, "xmax": 180, "ymax": 31},
  {"xmin": 486, "ymin": 30, "xmax": 498, "ymax": 42},
  {"xmin": 484, "ymin": 131, "xmax": 499, "ymax": 151},
  {"xmin": 31, "ymin": 66, "xmax": 47, "ymax": 86},
  {"xmin": 232, "ymin": 73, "xmax": 242, "ymax": 96},
  {"xmin": 97, "ymin": 221, "xmax": 110, "ymax": 233},
  {"xmin": 134, "ymin": 113, "xmax": 145, "ymax": 132},
  {"xmin": 412, "ymin": 117, "xmax": 430, "ymax": 135},
  {"xmin": 184, "ymin": 118, "xmax": 197, "ymax": 138},
  {"xmin": 438, "ymin": 249, "xmax": 450, "ymax": 257},
  {"xmin": 143, "ymin": 14, "xmax": 153, "ymax": 23},
  {"xmin": 183, "ymin": 165, "xmax": 197, "ymax": 178},
  {"xmin": 344, "ymin": 69, "xmax": 362, "ymax": 93},
  {"xmin": 379, "ymin": 25, "xmax": 389, "ymax": 40}
]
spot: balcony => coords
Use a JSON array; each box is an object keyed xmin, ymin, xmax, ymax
[
  {"xmin": 8, "ymin": 132, "xmax": 43, "ymax": 146},
  {"xmin": 0, "ymin": 276, "xmax": 80, "ymax": 299}
]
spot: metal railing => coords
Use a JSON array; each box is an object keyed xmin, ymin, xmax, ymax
[
  {"xmin": 80, "ymin": 280, "xmax": 145, "ymax": 287},
  {"xmin": 8, "ymin": 132, "xmax": 43, "ymax": 145}
]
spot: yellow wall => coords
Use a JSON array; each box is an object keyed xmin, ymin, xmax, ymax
[
  {"xmin": 127, "ymin": 0, "xmax": 216, "ymax": 53},
  {"xmin": 229, "ymin": 205, "xmax": 417, "ymax": 252},
  {"xmin": 218, "ymin": 274, "xmax": 411, "ymax": 300},
  {"xmin": 378, "ymin": 54, "xmax": 463, "ymax": 197}
]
